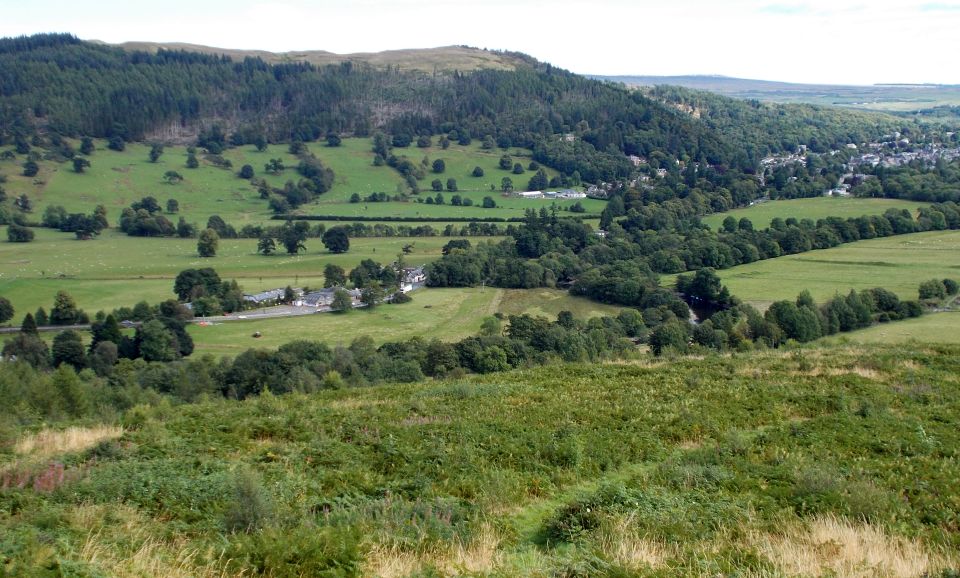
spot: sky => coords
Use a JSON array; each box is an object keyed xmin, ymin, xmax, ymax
[{"xmin": 1, "ymin": 0, "xmax": 957, "ymax": 85}]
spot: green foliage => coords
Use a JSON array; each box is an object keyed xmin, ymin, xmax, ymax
[
  {"xmin": 6, "ymin": 223, "xmax": 34, "ymax": 242},
  {"xmin": 331, "ymin": 288, "xmax": 352, "ymax": 312},
  {"xmin": 197, "ymin": 228, "xmax": 219, "ymax": 257},
  {"xmin": 51, "ymin": 330, "xmax": 85, "ymax": 370},
  {"xmin": 223, "ymin": 468, "xmax": 274, "ymax": 533},
  {"xmin": 322, "ymin": 227, "xmax": 350, "ymax": 253},
  {"xmin": 0, "ymin": 296, "xmax": 13, "ymax": 324},
  {"xmin": 919, "ymin": 278, "xmax": 948, "ymax": 301},
  {"xmin": 224, "ymin": 526, "xmax": 361, "ymax": 577}
]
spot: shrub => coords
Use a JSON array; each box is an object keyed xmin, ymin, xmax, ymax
[
  {"xmin": 223, "ymin": 468, "xmax": 274, "ymax": 533},
  {"xmin": 918, "ymin": 279, "xmax": 947, "ymax": 300},
  {"xmin": 225, "ymin": 526, "xmax": 361, "ymax": 577}
]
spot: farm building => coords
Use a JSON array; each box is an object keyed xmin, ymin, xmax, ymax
[
  {"xmin": 297, "ymin": 287, "xmax": 362, "ymax": 308},
  {"xmin": 243, "ymin": 287, "xmax": 303, "ymax": 306},
  {"xmin": 400, "ymin": 266, "xmax": 427, "ymax": 293}
]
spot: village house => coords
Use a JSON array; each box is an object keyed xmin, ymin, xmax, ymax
[{"xmin": 400, "ymin": 266, "xmax": 427, "ymax": 293}]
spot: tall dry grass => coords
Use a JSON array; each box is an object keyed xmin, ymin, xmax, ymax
[
  {"xmin": 594, "ymin": 516, "xmax": 672, "ymax": 571},
  {"xmin": 15, "ymin": 425, "xmax": 124, "ymax": 458},
  {"xmin": 754, "ymin": 514, "xmax": 957, "ymax": 577},
  {"xmin": 71, "ymin": 504, "xmax": 238, "ymax": 578},
  {"xmin": 363, "ymin": 524, "xmax": 502, "ymax": 577}
]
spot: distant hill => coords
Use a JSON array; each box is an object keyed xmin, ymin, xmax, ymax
[
  {"xmin": 105, "ymin": 41, "xmax": 525, "ymax": 73},
  {"xmin": 0, "ymin": 34, "xmax": 909, "ymax": 181},
  {"xmin": 594, "ymin": 75, "xmax": 960, "ymax": 113}
]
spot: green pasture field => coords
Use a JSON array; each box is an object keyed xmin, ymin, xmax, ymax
[
  {"xmin": 701, "ymin": 197, "xmax": 926, "ymax": 231},
  {"xmin": 714, "ymin": 230, "xmax": 960, "ymax": 308},
  {"xmin": 822, "ymin": 311, "xmax": 960, "ymax": 345},
  {"xmin": 0, "ymin": 227, "xmax": 479, "ymax": 315},
  {"xmin": 0, "ymin": 142, "xmax": 297, "ymax": 226},
  {"xmin": 0, "ymin": 138, "xmax": 600, "ymax": 226},
  {"xmin": 187, "ymin": 287, "xmax": 625, "ymax": 357}
]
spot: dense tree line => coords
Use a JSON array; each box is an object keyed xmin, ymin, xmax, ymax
[
  {"xmin": 613, "ymin": 200, "xmax": 960, "ymax": 274},
  {"xmin": 0, "ymin": 308, "xmax": 647, "ymax": 425},
  {"xmin": 1, "ymin": 272, "xmax": 941, "ymax": 428},
  {"xmin": 851, "ymin": 157, "xmax": 960, "ymax": 203},
  {"xmin": 426, "ymin": 200, "xmax": 960, "ymax": 315},
  {"xmin": 41, "ymin": 204, "xmax": 108, "ymax": 239}
]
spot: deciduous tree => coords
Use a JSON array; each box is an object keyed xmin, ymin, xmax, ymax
[
  {"xmin": 197, "ymin": 228, "xmax": 219, "ymax": 257},
  {"xmin": 322, "ymin": 227, "xmax": 350, "ymax": 253}
]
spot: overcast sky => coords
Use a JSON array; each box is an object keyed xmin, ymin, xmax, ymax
[{"xmin": 1, "ymin": 0, "xmax": 956, "ymax": 85}]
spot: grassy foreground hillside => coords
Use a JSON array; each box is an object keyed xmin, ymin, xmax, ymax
[{"xmin": 2, "ymin": 344, "xmax": 958, "ymax": 576}]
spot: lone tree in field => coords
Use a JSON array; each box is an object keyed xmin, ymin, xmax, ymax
[
  {"xmin": 432, "ymin": 159, "xmax": 446, "ymax": 173},
  {"xmin": 279, "ymin": 221, "xmax": 309, "ymax": 254},
  {"xmin": 149, "ymin": 144, "xmax": 164, "ymax": 163},
  {"xmin": 72, "ymin": 157, "xmax": 90, "ymax": 173},
  {"xmin": 50, "ymin": 290, "xmax": 80, "ymax": 325},
  {"xmin": 22, "ymin": 160, "xmax": 39, "ymax": 177},
  {"xmin": 239, "ymin": 164, "xmax": 254, "ymax": 179},
  {"xmin": 197, "ymin": 228, "xmax": 219, "ymax": 257},
  {"xmin": 166, "ymin": 199, "xmax": 179, "ymax": 213},
  {"xmin": 322, "ymin": 227, "xmax": 350, "ymax": 254},
  {"xmin": 186, "ymin": 153, "xmax": 199, "ymax": 169},
  {"xmin": 80, "ymin": 137, "xmax": 95, "ymax": 155},
  {"xmin": 257, "ymin": 235, "xmax": 276, "ymax": 255},
  {"xmin": 163, "ymin": 170, "xmax": 183, "ymax": 184},
  {"xmin": 7, "ymin": 224, "xmax": 34, "ymax": 243},
  {"xmin": 472, "ymin": 166, "xmax": 484, "ymax": 177}
]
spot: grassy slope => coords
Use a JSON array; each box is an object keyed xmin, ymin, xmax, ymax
[
  {"xmin": 0, "ymin": 139, "xmax": 602, "ymax": 226},
  {"xmin": 116, "ymin": 43, "xmax": 524, "ymax": 73},
  {"xmin": 2, "ymin": 344, "xmax": 958, "ymax": 575},
  {"xmin": 701, "ymin": 197, "xmax": 926, "ymax": 231},
  {"xmin": 715, "ymin": 229, "xmax": 960, "ymax": 307},
  {"xmin": 0, "ymin": 227, "xmax": 474, "ymax": 314}
]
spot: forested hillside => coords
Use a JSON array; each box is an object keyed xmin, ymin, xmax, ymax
[
  {"xmin": 0, "ymin": 34, "xmax": 906, "ymax": 183},
  {"xmin": 645, "ymin": 85, "xmax": 905, "ymax": 158}
]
